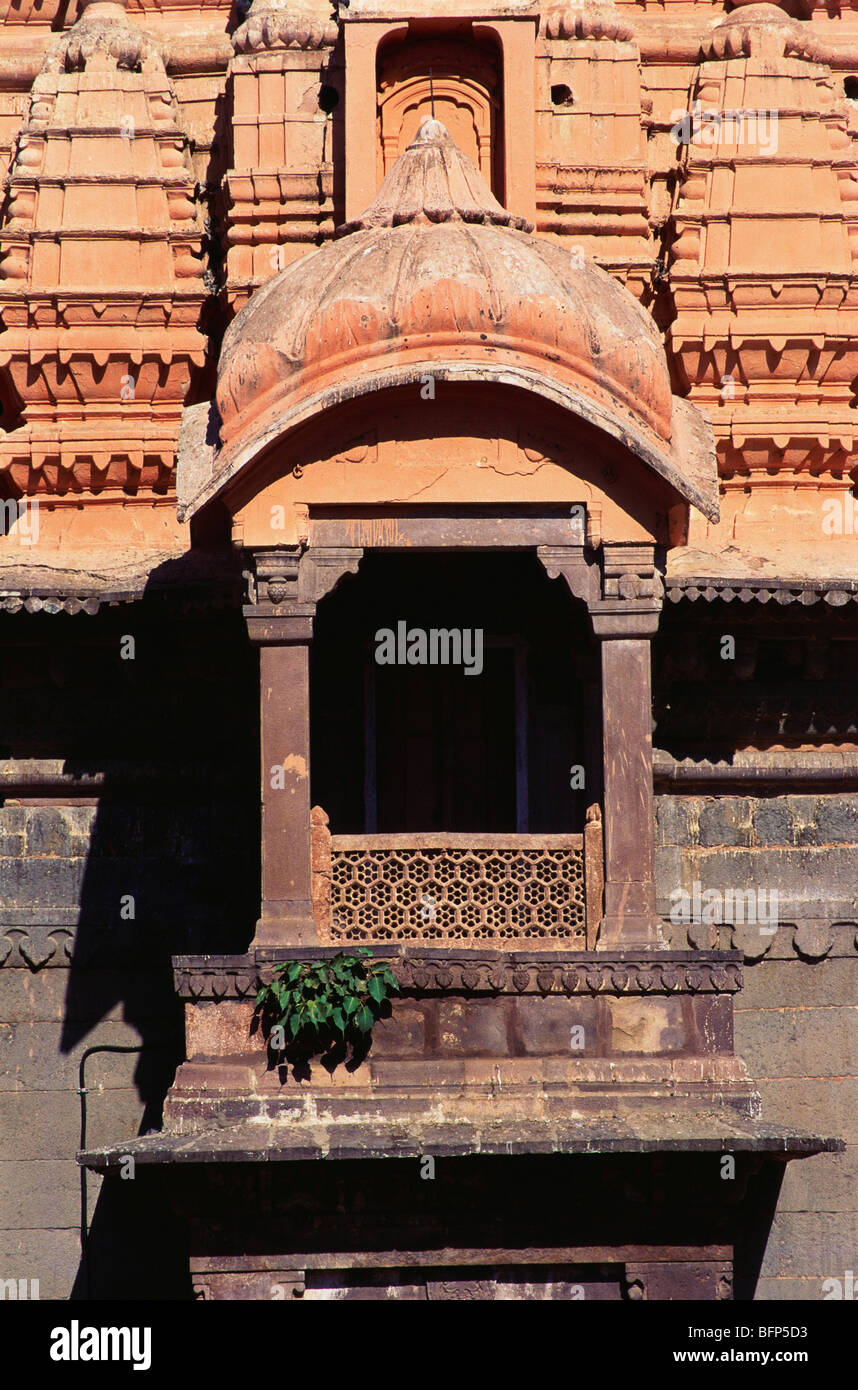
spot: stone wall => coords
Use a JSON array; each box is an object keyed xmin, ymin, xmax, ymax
[
  {"xmin": 0, "ymin": 604, "xmax": 258, "ymax": 1299},
  {"xmin": 657, "ymin": 793, "xmax": 858, "ymax": 1300}
]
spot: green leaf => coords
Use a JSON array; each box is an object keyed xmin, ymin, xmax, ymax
[
  {"xmin": 367, "ymin": 976, "xmax": 385, "ymax": 1004},
  {"xmin": 256, "ymin": 987, "xmax": 267, "ymax": 1005},
  {"xmin": 332, "ymin": 1008, "xmax": 345, "ymax": 1035},
  {"xmin": 343, "ymin": 995, "xmax": 360, "ymax": 1017},
  {"xmin": 289, "ymin": 1014, "xmax": 302, "ymax": 1038},
  {"xmin": 286, "ymin": 962, "xmax": 302, "ymax": 983},
  {"xmin": 356, "ymin": 1005, "xmax": 374, "ymax": 1033}
]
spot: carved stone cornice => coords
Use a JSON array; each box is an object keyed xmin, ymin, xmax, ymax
[
  {"xmin": 541, "ymin": 1, "xmax": 636, "ymax": 44},
  {"xmin": 172, "ymin": 949, "xmax": 744, "ymax": 1001},
  {"xmin": 700, "ymin": 4, "xmax": 823, "ymax": 64},
  {"xmin": 232, "ymin": 0, "xmax": 338, "ymax": 54}
]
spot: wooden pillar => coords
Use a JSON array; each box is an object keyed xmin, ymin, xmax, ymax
[
  {"xmin": 538, "ymin": 540, "xmax": 664, "ymax": 948},
  {"xmin": 589, "ymin": 543, "xmax": 664, "ymax": 947},
  {"xmin": 245, "ymin": 604, "xmax": 319, "ymax": 947},
  {"xmin": 243, "ymin": 546, "xmax": 362, "ymax": 948},
  {"xmin": 592, "ymin": 623, "xmax": 660, "ymax": 947}
]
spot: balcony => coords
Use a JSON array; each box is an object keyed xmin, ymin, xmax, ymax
[{"xmin": 310, "ymin": 805, "xmax": 604, "ymax": 950}]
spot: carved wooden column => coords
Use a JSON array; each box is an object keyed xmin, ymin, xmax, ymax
[
  {"xmin": 590, "ymin": 545, "xmax": 663, "ymax": 949},
  {"xmin": 538, "ymin": 541, "xmax": 664, "ymax": 949},
  {"xmin": 244, "ymin": 546, "xmax": 362, "ymax": 947}
]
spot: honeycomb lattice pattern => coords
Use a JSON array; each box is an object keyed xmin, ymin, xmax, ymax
[{"xmin": 329, "ymin": 846, "xmax": 586, "ymax": 946}]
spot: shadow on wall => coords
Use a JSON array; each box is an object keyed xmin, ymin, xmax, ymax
[{"xmin": 1, "ymin": 551, "xmax": 259, "ymax": 1297}]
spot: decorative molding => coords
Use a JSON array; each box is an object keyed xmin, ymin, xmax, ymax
[
  {"xmin": 700, "ymin": 5, "xmax": 823, "ymax": 64},
  {"xmin": 542, "ymin": 1, "xmax": 636, "ymax": 44},
  {"xmin": 172, "ymin": 949, "xmax": 744, "ymax": 1000},
  {"xmin": 666, "ymin": 576, "xmax": 858, "ymax": 608},
  {"xmin": 232, "ymin": 1, "xmax": 338, "ymax": 54},
  {"xmin": 661, "ymin": 919, "xmax": 858, "ymax": 961},
  {"xmin": 0, "ymin": 927, "xmax": 74, "ymax": 970},
  {"xmin": 2, "ymin": 927, "xmax": 854, "ymax": 974},
  {"xmin": 654, "ymin": 750, "xmax": 858, "ymax": 789}
]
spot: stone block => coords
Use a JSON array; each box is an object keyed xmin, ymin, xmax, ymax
[
  {"xmin": 25, "ymin": 811, "xmax": 72, "ymax": 859},
  {"xmin": 0, "ymin": 1088, "xmax": 144, "ymax": 1161},
  {"xmin": 815, "ymin": 798, "xmax": 858, "ymax": 845},
  {"xmin": 0, "ymin": 1019, "xmax": 166, "ymax": 1092},
  {"xmin": 698, "ymin": 799, "xmax": 752, "ymax": 848},
  {"xmin": 436, "ymin": 1000, "xmax": 508, "ymax": 1057},
  {"xmin": 655, "ymin": 797, "xmax": 694, "ymax": 848},
  {"xmin": 752, "ymin": 801, "xmax": 793, "ymax": 847},
  {"xmin": 777, "ymin": 1150, "xmax": 858, "ymax": 1215},
  {"xmin": 754, "ymin": 1078, "xmax": 858, "ymax": 1138},
  {"xmin": 606, "ymin": 997, "xmax": 686, "ymax": 1054},
  {"xmin": 754, "ymin": 1276, "xmax": 837, "ymax": 1301},
  {"xmin": 0, "ymin": 966, "xmax": 174, "ymax": 1025},
  {"xmin": 0, "ymin": 1227, "xmax": 81, "ymax": 1300},
  {"xmin": 367, "ymin": 1005, "xmax": 425, "ymax": 1058},
  {"xmin": 735, "ymin": 1005, "xmax": 858, "ymax": 1078},
  {"xmin": 186, "ymin": 1001, "xmax": 252, "ymax": 1060},
  {"xmin": 0, "ymin": 1160, "xmax": 80, "ymax": 1229},
  {"xmin": 759, "ymin": 1212, "xmax": 858, "ymax": 1279},
  {"xmin": 0, "ymin": 857, "xmax": 85, "ymax": 914},
  {"xmin": 687, "ymin": 846, "xmax": 858, "ymax": 918},
  {"xmin": 515, "ymin": 996, "xmax": 599, "ymax": 1055},
  {"xmin": 739, "ymin": 959, "xmax": 858, "ymax": 1009}
]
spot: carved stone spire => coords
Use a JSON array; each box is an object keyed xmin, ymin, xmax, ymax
[
  {"xmin": 42, "ymin": 0, "xmax": 162, "ymax": 75},
  {"xmin": 0, "ymin": 0, "xmax": 206, "ymax": 505},
  {"xmin": 338, "ymin": 117, "xmax": 533, "ymax": 235}
]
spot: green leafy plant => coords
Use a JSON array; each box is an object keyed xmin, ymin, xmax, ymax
[{"xmin": 253, "ymin": 949, "xmax": 399, "ymax": 1057}]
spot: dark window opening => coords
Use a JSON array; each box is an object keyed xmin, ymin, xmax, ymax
[
  {"xmin": 311, "ymin": 551, "xmax": 599, "ymax": 835},
  {"xmin": 551, "ymin": 84, "xmax": 574, "ymax": 107}
]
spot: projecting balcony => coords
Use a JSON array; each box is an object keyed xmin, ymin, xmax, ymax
[{"xmin": 310, "ymin": 806, "xmax": 604, "ymax": 950}]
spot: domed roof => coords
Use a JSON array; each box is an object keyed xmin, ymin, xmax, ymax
[{"xmin": 189, "ymin": 119, "xmax": 717, "ymax": 521}]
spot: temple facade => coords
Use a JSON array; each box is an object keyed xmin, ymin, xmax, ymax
[{"xmin": 1, "ymin": 0, "xmax": 856, "ymax": 1301}]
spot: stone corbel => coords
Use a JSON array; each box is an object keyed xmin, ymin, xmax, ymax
[
  {"xmin": 243, "ymin": 545, "xmax": 363, "ymax": 614},
  {"xmin": 536, "ymin": 544, "xmax": 599, "ymax": 610},
  {"xmin": 298, "ymin": 547, "xmax": 363, "ymax": 605}
]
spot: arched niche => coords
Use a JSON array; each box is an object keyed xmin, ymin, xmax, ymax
[{"xmin": 376, "ymin": 35, "xmax": 502, "ymax": 197}]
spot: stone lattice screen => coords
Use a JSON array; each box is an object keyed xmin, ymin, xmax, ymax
[{"xmin": 310, "ymin": 808, "xmax": 604, "ymax": 949}]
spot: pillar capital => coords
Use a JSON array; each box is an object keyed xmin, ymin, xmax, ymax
[{"xmin": 243, "ymin": 607, "xmax": 315, "ymax": 646}]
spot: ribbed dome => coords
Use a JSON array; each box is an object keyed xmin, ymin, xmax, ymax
[{"xmin": 215, "ymin": 118, "xmax": 675, "ymax": 471}]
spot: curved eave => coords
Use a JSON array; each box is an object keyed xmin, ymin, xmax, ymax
[{"xmin": 178, "ymin": 361, "xmax": 719, "ymax": 525}]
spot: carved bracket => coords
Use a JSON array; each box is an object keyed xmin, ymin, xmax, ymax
[
  {"xmin": 243, "ymin": 546, "xmax": 363, "ymax": 610},
  {"xmin": 536, "ymin": 544, "xmax": 599, "ymax": 607}
]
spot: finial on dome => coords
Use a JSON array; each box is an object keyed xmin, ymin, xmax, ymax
[
  {"xmin": 410, "ymin": 117, "xmax": 447, "ymax": 144},
  {"xmin": 337, "ymin": 117, "xmax": 533, "ymax": 236}
]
